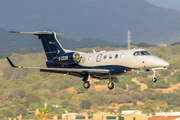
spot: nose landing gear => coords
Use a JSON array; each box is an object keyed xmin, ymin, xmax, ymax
[{"xmin": 152, "ymin": 71, "xmax": 157, "ymax": 83}]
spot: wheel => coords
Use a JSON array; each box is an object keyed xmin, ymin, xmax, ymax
[
  {"xmin": 83, "ymin": 81, "xmax": 90, "ymax": 89},
  {"xmin": 152, "ymin": 77, "xmax": 157, "ymax": 83},
  {"xmin": 108, "ymin": 82, "xmax": 114, "ymax": 90}
]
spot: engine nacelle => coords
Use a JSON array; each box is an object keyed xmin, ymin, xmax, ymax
[{"xmin": 53, "ymin": 52, "xmax": 81, "ymax": 65}]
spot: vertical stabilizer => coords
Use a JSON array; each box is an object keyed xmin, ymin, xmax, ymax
[
  {"xmin": 9, "ymin": 31, "xmax": 65, "ymax": 60},
  {"xmin": 36, "ymin": 31, "xmax": 65, "ymax": 60}
]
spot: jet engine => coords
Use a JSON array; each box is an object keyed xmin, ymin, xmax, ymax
[{"xmin": 53, "ymin": 52, "xmax": 81, "ymax": 65}]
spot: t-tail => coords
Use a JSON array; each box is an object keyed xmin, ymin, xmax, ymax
[{"xmin": 9, "ymin": 31, "xmax": 65, "ymax": 60}]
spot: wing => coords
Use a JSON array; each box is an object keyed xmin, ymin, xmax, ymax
[{"xmin": 6, "ymin": 57, "xmax": 109, "ymax": 74}]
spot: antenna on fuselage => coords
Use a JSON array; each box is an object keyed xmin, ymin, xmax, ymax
[{"xmin": 127, "ymin": 30, "xmax": 131, "ymax": 50}]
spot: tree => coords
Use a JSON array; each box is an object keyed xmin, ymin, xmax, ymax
[
  {"xmin": 12, "ymin": 99, "xmax": 23, "ymax": 105},
  {"xmin": 118, "ymin": 105, "xmax": 132, "ymax": 113},
  {"xmin": 116, "ymin": 80, "xmax": 126, "ymax": 89},
  {"xmin": 119, "ymin": 94, "xmax": 132, "ymax": 103},
  {"xmin": 25, "ymin": 92, "xmax": 41, "ymax": 106},
  {"xmin": 131, "ymin": 91, "xmax": 143, "ymax": 101},
  {"xmin": 143, "ymin": 100, "xmax": 157, "ymax": 115},
  {"xmin": 61, "ymin": 100, "xmax": 69, "ymax": 108},
  {"xmin": 37, "ymin": 109, "xmax": 50, "ymax": 120},
  {"xmin": 75, "ymin": 86, "xmax": 88, "ymax": 93},
  {"xmin": 0, "ymin": 108, "xmax": 13, "ymax": 117},
  {"xmin": 79, "ymin": 99, "xmax": 92, "ymax": 109},
  {"xmin": 14, "ymin": 104, "xmax": 27, "ymax": 116},
  {"xmin": 92, "ymin": 103, "xmax": 98, "ymax": 110},
  {"xmin": 133, "ymin": 100, "xmax": 137, "ymax": 107},
  {"xmin": 17, "ymin": 90, "xmax": 26, "ymax": 99},
  {"xmin": 159, "ymin": 70, "xmax": 170, "ymax": 77},
  {"xmin": 29, "ymin": 103, "xmax": 43, "ymax": 111},
  {"xmin": 142, "ymin": 89, "xmax": 157, "ymax": 100},
  {"xmin": 92, "ymin": 91, "xmax": 110, "ymax": 105}
]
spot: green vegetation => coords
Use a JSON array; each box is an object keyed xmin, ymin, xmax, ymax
[
  {"xmin": 1, "ymin": 45, "xmax": 180, "ymax": 119},
  {"xmin": 118, "ymin": 105, "xmax": 132, "ymax": 113}
]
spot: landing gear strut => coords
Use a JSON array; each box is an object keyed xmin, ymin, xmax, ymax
[
  {"xmin": 152, "ymin": 71, "xmax": 157, "ymax": 83},
  {"xmin": 82, "ymin": 74, "xmax": 91, "ymax": 89},
  {"xmin": 108, "ymin": 77, "xmax": 119, "ymax": 90}
]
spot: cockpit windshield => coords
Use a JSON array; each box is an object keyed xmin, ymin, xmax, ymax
[{"xmin": 134, "ymin": 51, "xmax": 152, "ymax": 56}]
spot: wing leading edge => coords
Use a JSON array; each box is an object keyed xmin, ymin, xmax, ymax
[{"xmin": 6, "ymin": 57, "xmax": 109, "ymax": 74}]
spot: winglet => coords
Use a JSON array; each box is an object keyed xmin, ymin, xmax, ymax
[{"xmin": 6, "ymin": 57, "xmax": 17, "ymax": 68}]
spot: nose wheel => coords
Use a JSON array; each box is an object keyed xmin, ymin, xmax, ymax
[
  {"xmin": 83, "ymin": 81, "xmax": 90, "ymax": 89},
  {"xmin": 152, "ymin": 77, "xmax": 157, "ymax": 83}
]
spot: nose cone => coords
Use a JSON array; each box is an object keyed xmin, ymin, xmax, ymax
[
  {"xmin": 161, "ymin": 60, "xmax": 169, "ymax": 67},
  {"xmin": 156, "ymin": 58, "xmax": 169, "ymax": 67}
]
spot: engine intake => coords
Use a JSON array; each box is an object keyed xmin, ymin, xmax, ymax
[{"xmin": 53, "ymin": 52, "xmax": 81, "ymax": 65}]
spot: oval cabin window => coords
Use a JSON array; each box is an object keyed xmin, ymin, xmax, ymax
[
  {"xmin": 96, "ymin": 54, "xmax": 102, "ymax": 62},
  {"xmin": 115, "ymin": 54, "xmax": 118, "ymax": 58},
  {"xmin": 103, "ymin": 55, "xmax": 107, "ymax": 59},
  {"xmin": 109, "ymin": 54, "xmax": 112, "ymax": 59},
  {"xmin": 120, "ymin": 53, "xmax": 124, "ymax": 58},
  {"xmin": 88, "ymin": 56, "xmax": 92, "ymax": 61}
]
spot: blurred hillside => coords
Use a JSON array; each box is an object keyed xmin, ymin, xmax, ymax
[
  {"xmin": 0, "ymin": 45, "xmax": 180, "ymax": 119},
  {"xmin": 1, "ymin": 0, "xmax": 180, "ymax": 44},
  {"xmin": 0, "ymin": 28, "xmax": 120, "ymax": 53}
]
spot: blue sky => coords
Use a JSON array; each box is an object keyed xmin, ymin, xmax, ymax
[{"xmin": 146, "ymin": 0, "xmax": 180, "ymax": 11}]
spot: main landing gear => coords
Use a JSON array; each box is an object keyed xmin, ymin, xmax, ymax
[
  {"xmin": 108, "ymin": 77, "xmax": 119, "ymax": 90},
  {"xmin": 108, "ymin": 82, "xmax": 114, "ymax": 90},
  {"xmin": 83, "ymin": 81, "xmax": 90, "ymax": 89},
  {"xmin": 82, "ymin": 75, "xmax": 91, "ymax": 89},
  {"xmin": 152, "ymin": 71, "xmax": 157, "ymax": 83},
  {"xmin": 82, "ymin": 75, "xmax": 119, "ymax": 90}
]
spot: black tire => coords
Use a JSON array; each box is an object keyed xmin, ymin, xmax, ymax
[
  {"xmin": 83, "ymin": 81, "xmax": 90, "ymax": 89},
  {"xmin": 152, "ymin": 77, "xmax": 157, "ymax": 83},
  {"xmin": 108, "ymin": 82, "xmax": 114, "ymax": 90}
]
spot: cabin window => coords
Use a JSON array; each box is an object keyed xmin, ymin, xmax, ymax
[
  {"xmin": 134, "ymin": 51, "xmax": 140, "ymax": 56},
  {"xmin": 97, "ymin": 54, "xmax": 102, "ymax": 62},
  {"xmin": 103, "ymin": 55, "xmax": 107, "ymax": 59},
  {"xmin": 120, "ymin": 53, "xmax": 124, "ymax": 58},
  {"xmin": 109, "ymin": 54, "xmax": 112, "ymax": 59},
  {"xmin": 115, "ymin": 54, "xmax": 118, "ymax": 59},
  {"xmin": 88, "ymin": 56, "xmax": 92, "ymax": 61}
]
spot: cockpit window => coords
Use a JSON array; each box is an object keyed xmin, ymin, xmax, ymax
[
  {"xmin": 133, "ymin": 51, "xmax": 152, "ymax": 56},
  {"xmin": 140, "ymin": 51, "xmax": 152, "ymax": 55},
  {"xmin": 134, "ymin": 51, "xmax": 140, "ymax": 56}
]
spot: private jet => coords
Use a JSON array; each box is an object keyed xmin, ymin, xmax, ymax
[{"xmin": 7, "ymin": 31, "xmax": 169, "ymax": 90}]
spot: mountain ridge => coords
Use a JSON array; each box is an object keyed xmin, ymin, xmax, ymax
[
  {"xmin": 1, "ymin": 0, "xmax": 180, "ymax": 48},
  {"xmin": 0, "ymin": 28, "xmax": 120, "ymax": 53}
]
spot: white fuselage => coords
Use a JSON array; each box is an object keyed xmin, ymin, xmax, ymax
[{"xmin": 79, "ymin": 49, "xmax": 169, "ymax": 70}]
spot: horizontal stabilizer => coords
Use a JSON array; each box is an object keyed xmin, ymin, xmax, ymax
[{"xmin": 9, "ymin": 31, "xmax": 65, "ymax": 35}]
